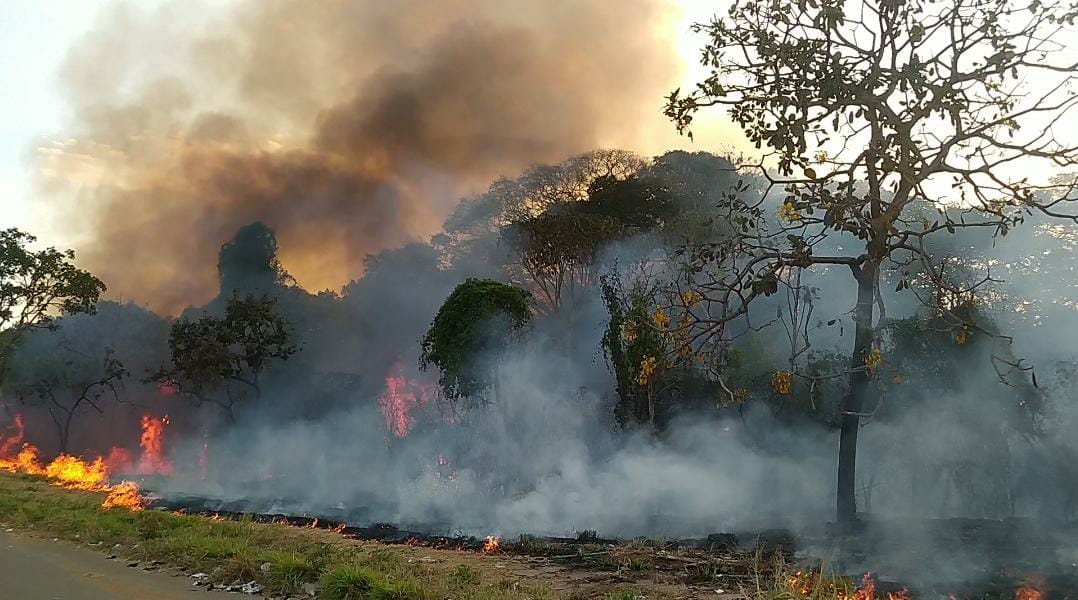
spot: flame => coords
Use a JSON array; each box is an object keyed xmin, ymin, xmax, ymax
[
  {"xmin": 332, "ymin": 523, "xmax": 346, "ymax": 534},
  {"xmin": 137, "ymin": 415, "xmax": 172, "ymax": 475},
  {"xmin": 0, "ymin": 413, "xmax": 144, "ymax": 511},
  {"xmin": 0, "ymin": 414, "xmax": 27, "ymax": 457},
  {"xmin": 483, "ymin": 535, "xmax": 501, "ymax": 554},
  {"xmin": 0, "ymin": 444, "xmax": 46, "ymax": 475},
  {"xmin": 1015, "ymin": 574, "xmax": 1047, "ymax": 600},
  {"xmin": 378, "ymin": 362, "xmax": 437, "ymax": 438},
  {"xmin": 104, "ymin": 446, "xmax": 134, "ymax": 473},
  {"xmin": 44, "ymin": 454, "xmax": 110, "ymax": 490},
  {"xmin": 102, "ymin": 481, "xmax": 144, "ymax": 511},
  {"xmin": 1015, "ymin": 587, "xmax": 1044, "ymax": 600}
]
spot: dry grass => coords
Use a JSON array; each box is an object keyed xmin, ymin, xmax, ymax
[{"xmin": 0, "ymin": 472, "xmax": 556, "ymax": 599}]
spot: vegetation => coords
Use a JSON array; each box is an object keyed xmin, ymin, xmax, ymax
[
  {"xmin": 153, "ymin": 293, "xmax": 296, "ymax": 423},
  {"xmin": 0, "ymin": 472, "xmax": 558, "ymax": 600},
  {"xmin": 420, "ymin": 279, "xmax": 531, "ymax": 404},
  {"xmin": 0, "ymin": 228, "xmax": 105, "ymax": 386},
  {"xmin": 5, "ymin": 347, "xmax": 127, "ymax": 454},
  {"xmin": 665, "ymin": 0, "xmax": 1078, "ymax": 524}
]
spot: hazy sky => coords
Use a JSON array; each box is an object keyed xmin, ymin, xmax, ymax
[
  {"xmin": 1, "ymin": 1, "xmax": 112, "ymax": 233},
  {"xmin": 0, "ymin": 0, "xmax": 716, "ymax": 244}
]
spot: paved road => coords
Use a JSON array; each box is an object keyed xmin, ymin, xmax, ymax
[{"xmin": 0, "ymin": 530, "xmax": 236, "ymax": 599}]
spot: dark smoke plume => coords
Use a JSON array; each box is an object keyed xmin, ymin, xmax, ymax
[{"xmin": 36, "ymin": 0, "xmax": 684, "ymax": 313}]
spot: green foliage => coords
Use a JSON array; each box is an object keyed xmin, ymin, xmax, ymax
[
  {"xmin": 420, "ymin": 278, "xmax": 531, "ymax": 402},
  {"xmin": 600, "ymin": 275, "xmax": 668, "ymax": 428},
  {"xmin": 0, "ymin": 228, "xmax": 105, "ymax": 382},
  {"xmin": 156, "ymin": 293, "xmax": 296, "ymax": 420}
]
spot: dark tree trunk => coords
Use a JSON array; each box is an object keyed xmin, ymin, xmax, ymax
[{"xmin": 836, "ymin": 263, "xmax": 877, "ymax": 526}]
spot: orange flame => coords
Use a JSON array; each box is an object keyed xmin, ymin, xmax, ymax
[
  {"xmin": 0, "ymin": 414, "xmax": 26, "ymax": 457},
  {"xmin": 102, "ymin": 481, "xmax": 144, "ymax": 511},
  {"xmin": 44, "ymin": 454, "xmax": 110, "ymax": 490},
  {"xmin": 137, "ymin": 415, "xmax": 172, "ymax": 475},
  {"xmin": 379, "ymin": 363, "xmax": 425, "ymax": 438},
  {"xmin": 1015, "ymin": 574, "xmax": 1046, "ymax": 600},
  {"xmin": 483, "ymin": 535, "xmax": 501, "ymax": 554},
  {"xmin": 0, "ymin": 413, "xmax": 144, "ymax": 511}
]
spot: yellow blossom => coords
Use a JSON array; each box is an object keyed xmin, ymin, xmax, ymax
[
  {"xmin": 653, "ymin": 306, "xmax": 670, "ymax": 331},
  {"xmin": 636, "ymin": 356, "xmax": 658, "ymax": 386},
  {"xmin": 680, "ymin": 289, "xmax": 702, "ymax": 307},
  {"xmin": 955, "ymin": 329, "xmax": 969, "ymax": 345},
  {"xmin": 621, "ymin": 321, "xmax": 637, "ymax": 343},
  {"xmin": 863, "ymin": 347, "xmax": 883, "ymax": 373},
  {"xmin": 779, "ymin": 202, "xmax": 802, "ymax": 224},
  {"xmin": 771, "ymin": 370, "xmax": 792, "ymax": 395}
]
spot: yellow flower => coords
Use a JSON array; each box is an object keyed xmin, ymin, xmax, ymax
[
  {"xmin": 653, "ymin": 306, "xmax": 670, "ymax": 331},
  {"xmin": 955, "ymin": 329, "xmax": 969, "ymax": 345},
  {"xmin": 778, "ymin": 202, "xmax": 802, "ymax": 224},
  {"xmin": 771, "ymin": 370, "xmax": 792, "ymax": 395},
  {"xmin": 680, "ymin": 289, "xmax": 702, "ymax": 307},
  {"xmin": 863, "ymin": 348, "xmax": 883, "ymax": 373},
  {"xmin": 636, "ymin": 356, "xmax": 658, "ymax": 386}
]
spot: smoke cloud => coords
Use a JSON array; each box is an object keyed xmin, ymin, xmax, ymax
[{"xmin": 37, "ymin": 0, "xmax": 686, "ymax": 313}]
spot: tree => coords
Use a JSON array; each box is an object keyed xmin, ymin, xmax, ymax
[
  {"xmin": 154, "ymin": 294, "xmax": 296, "ymax": 423},
  {"xmin": 217, "ymin": 222, "xmax": 293, "ymax": 297},
  {"xmin": 6, "ymin": 341, "xmax": 127, "ymax": 454},
  {"xmin": 0, "ymin": 229, "xmax": 105, "ymax": 385},
  {"xmin": 419, "ymin": 279, "xmax": 531, "ymax": 405},
  {"xmin": 600, "ymin": 275, "xmax": 671, "ymax": 429},
  {"xmin": 665, "ymin": 0, "xmax": 1078, "ymax": 524}
]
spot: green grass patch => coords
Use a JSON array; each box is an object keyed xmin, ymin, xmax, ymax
[{"xmin": 0, "ymin": 473, "xmax": 556, "ymax": 599}]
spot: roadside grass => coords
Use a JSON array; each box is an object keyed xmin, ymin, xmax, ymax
[{"xmin": 0, "ymin": 473, "xmax": 557, "ymax": 599}]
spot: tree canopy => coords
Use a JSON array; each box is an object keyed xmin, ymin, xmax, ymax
[
  {"xmin": 666, "ymin": 0, "xmax": 1078, "ymax": 524},
  {"xmin": 0, "ymin": 228, "xmax": 105, "ymax": 385},
  {"xmin": 419, "ymin": 279, "xmax": 531, "ymax": 402}
]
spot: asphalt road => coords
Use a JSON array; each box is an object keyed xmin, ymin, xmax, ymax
[{"xmin": 0, "ymin": 530, "xmax": 236, "ymax": 599}]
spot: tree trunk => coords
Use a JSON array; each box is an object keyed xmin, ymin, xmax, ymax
[{"xmin": 836, "ymin": 263, "xmax": 877, "ymax": 526}]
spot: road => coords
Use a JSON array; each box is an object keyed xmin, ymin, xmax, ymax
[{"xmin": 0, "ymin": 529, "xmax": 237, "ymax": 599}]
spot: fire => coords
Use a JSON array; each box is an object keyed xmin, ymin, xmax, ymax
[
  {"xmin": 483, "ymin": 535, "xmax": 501, "ymax": 554},
  {"xmin": 0, "ymin": 414, "xmax": 27, "ymax": 457},
  {"xmin": 0, "ymin": 413, "xmax": 145, "ymax": 511},
  {"xmin": 104, "ymin": 447, "xmax": 133, "ymax": 473},
  {"xmin": 137, "ymin": 415, "xmax": 172, "ymax": 475},
  {"xmin": 1015, "ymin": 588, "xmax": 1043, "ymax": 600},
  {"xmin": 0, "ymin": 444, "xmax": 45, "ymax": 475},
  {"xmin": 332, "ymin": 523, "xmax": 346, "ymax": 534},
  {"xmin": 378, "ymin": 362, "xmax": 437, "ymax": 438},
  {"xmin": 1015, "ymin": 574, "xmax": 1046, "ymax": 600},
  {"xmin": 788, "ymin": 572, "xmax": 909, "ymax": 600},
  {"xmin": 102, "ymin": 481, "xmax": 144, "ymax": 511},
  {"xmin": 44, "ymin": 454, "xmax": 110, "ymax": 490}
]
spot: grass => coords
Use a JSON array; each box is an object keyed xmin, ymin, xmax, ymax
[{"xmin": 0, "ymin": 472, "xmax": 557, "ymax": 599}]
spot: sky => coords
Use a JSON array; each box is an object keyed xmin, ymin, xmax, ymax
[
  {"xmin": 0, "ymin": 0, "xmax": 720, "ymax": 246},
  {"xmin": 0, "ymin": 1, "xmax": 113, "ymax": 235}
]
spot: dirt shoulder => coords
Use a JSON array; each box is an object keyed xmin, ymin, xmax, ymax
[{"xmin": 0, "ymin": 528, "xmax": 236, "ymax": 600}]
